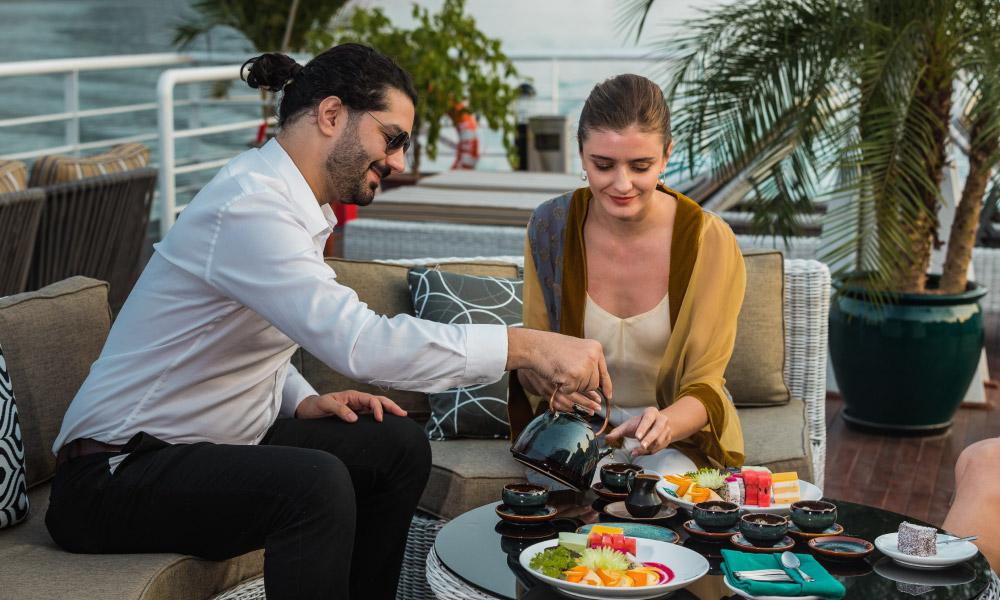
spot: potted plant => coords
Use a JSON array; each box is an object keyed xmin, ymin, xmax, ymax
[
  {"xmin": 624, "ymin": 0, "xmax": 1000, "ymax": 431},
  {"xmin": 311, "ymin": 0, "xmax": 524, "ymax": 175}
]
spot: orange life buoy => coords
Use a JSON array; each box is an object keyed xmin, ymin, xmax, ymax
[{"xmin": 448, "ymin": 103, "xmax": 480, "ymax": 169}]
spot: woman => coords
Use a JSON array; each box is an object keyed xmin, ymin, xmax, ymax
[{"xmin": 508, "ymin": 74, "xmax": 746, "ymax": 477}]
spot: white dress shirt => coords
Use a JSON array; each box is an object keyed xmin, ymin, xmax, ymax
[{"xmin": 53, "ymin": 139, "xmax": 508, "ymax": 452}]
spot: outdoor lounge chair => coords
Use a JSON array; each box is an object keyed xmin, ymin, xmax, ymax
[
  {"xmin": 26, "ymin": 167, "xmax": 157, "ymax": 315},
  {"xmin": 0, "ymin": 188, "xmax": 45, "ymax": 296}
]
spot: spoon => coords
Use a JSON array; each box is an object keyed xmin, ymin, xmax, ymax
[
  {"xmin": 781, "ymin": 551, "xmax": 815, "ymax": 582},
  {"xmin": 938, "ymin": 535, "xmax": 978, "ymax": 545}
]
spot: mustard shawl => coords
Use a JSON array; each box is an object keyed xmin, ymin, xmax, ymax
[{"xmin": 508, "ymin": 185, "xmax": 747, "ymax": 469}]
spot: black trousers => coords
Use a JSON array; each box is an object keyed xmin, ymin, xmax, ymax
[{"xmin": 45, "ymin": 415, "xmax": 431, "ymax": 600}]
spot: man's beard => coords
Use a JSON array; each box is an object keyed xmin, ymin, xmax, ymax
[{"xmin": 324, "ymin": 128, "xmax": 391, "ymax": 207}]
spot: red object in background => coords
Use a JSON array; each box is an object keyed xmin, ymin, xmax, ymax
[{"xmin": 323, "ymin": 202, "xmax": 357, "ymax": 257}]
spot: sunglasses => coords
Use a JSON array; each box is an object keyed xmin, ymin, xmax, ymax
[{"xmin": 367, "ymin": 112, "xmax": 410, "ymax": 154}]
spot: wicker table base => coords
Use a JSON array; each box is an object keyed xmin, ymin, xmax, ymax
[
  {"xmin": 426, "ymin": 547, "xmax": 499, "ymax": 600},
  {"xmin": 212, "ymin": 577, "xmax": 266, "ymax": 600}
]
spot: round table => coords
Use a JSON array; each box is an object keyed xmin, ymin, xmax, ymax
[{"xmin": 430, "ymin": 492, "xmax": 996, "ymax": 600}]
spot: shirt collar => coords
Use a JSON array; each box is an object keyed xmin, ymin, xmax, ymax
[{"xmin": 259, "ymin": 138, "xmax": 338, "ymax": 236}]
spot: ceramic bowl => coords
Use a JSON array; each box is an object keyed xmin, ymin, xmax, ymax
[
  {"xmin": 789, "ymin": 500, "xmax": 838, "ymax": 532},
  {"xmin": 600, "ymin": 462, "xmax": 643, "ymax": 493},
  {"xmin": 692, "ymin": 500, "xmax": 740, "ymax": 531},
  {"xmin": 739, "ymin": 512, "xmax": 789, "ymax": 546},
  {"xmin": 501, "ymin": 483, "xmax": 549, "ymax": 515}
]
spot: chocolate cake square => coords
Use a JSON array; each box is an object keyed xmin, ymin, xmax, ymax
[{"xmin": 898, "ymin": 521, "xmax": 937, "ymax": 557}]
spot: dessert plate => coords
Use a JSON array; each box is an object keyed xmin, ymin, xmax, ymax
[
  {"xmin": 807, "ymin": 536, "xmax": 874, "ymax": 560},
  {"xmin": 874, "ymin": 533, "xmax": 978, "ymax": 569},
  {"xmin": 576, "ymin": 522, "xmax": 679, "ymax": 544}
]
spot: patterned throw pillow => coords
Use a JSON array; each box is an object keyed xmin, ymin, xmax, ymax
[
  {"xmin": 28, "ymin": 142, "xmax": 150, "ymax": 187},
  {"xmin": 407, "ymin": 267, "xmax": 523, "ymax": 440},
  {"xmin": 0, "ymin": 160, "xmax": 27, "ymax": 194},
  {"xmin": 0, "ymin": 342, "xmax": 28, "ymax": 529}
]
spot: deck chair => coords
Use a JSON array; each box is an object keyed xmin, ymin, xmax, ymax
[
  {"xmin": 0, "ymin": 188, "xmax": 45, "ymax": 296},
  {"xmin": 27, "ymin": 167, "xmax": 157, "ymax": 315}
]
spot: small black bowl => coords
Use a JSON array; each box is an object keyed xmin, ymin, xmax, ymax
[
  {"xmin": 692, "ymin": 500, "xmax": 740, "ymax": 531},
  {"xmin": 740, "ymin": 512, "xmax": 789, "ymax": 547},
  {"xmin": 501, "ymin": 483, "xmax": 548, "ymax": 515},
  {"xmin": 790, "ymin": 500, "xmax": 838, "ymax": 532}
]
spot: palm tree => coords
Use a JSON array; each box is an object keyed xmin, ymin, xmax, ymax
[
  {"xmin": 172, "ymin": 0, "xmax": 348, "ymax": 54},
  {"xmin": 622, "ymin": 0, "xmax": 1000, "ymax": 296}
]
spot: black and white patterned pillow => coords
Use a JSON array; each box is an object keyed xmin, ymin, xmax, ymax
[
  {"xmin": 407, "ymin": 267, "xmax": 523, "ymax": 440},
  {"xmin": 0, "ymin": 342, "xmax": 28, "ymax": 528}
]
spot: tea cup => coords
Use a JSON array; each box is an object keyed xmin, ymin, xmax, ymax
[
  {"xmin": 789, "ymin": 500, "xmax": 838, "ymax": 532},
  {"xmin": 501, "ymin": 483, "xmax": 549, "ymax": 515},
  {"xmin": 692, "ymin": 500, "xmax": 740, "ymax": 531},
  {"xmin": 600, "ymin": 462, "xmax": 643, "ymax": 493},
  {"xmin": 740, "ymin": 512, "xmax": 789, "ymax": 546}
]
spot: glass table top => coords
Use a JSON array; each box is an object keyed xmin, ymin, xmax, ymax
[{"xmin": 433, "ymin": 491, "xmax": 993, "ymax": 600}]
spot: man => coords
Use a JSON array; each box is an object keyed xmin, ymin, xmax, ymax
[{"xmin": 46, "ymin": 44, "xmax": 611, "ymax": 600}]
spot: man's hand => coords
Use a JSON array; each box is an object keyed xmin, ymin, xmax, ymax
[
  {"xmin": 295, "ymin": 390, "xmax": 407, "ymax": 422},
  {"xmin": 517, "ymin": 369, "xmax": 604, "ymax": 415},
  {"xmin": 605, "ymin": 407, "xmax": 672, "ymax": 457},
  {"xmin": 507, "ymin": 328, "xmax": 612, "ymax": 400}
]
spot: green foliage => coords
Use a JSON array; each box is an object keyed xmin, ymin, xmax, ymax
[
  {"xmin": 623, "ymin": 0, "xmax": 1000, "ymax": 298},
  {"xmin": 173, "ymin": 0, "xmax": 349, "ymax": 53},
  {"xmin": 311, "ymin": 0, "xmax": 523, "ymax": 173}
]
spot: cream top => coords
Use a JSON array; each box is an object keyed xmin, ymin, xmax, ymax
[{"xmin": 584, "ymin": 292, "xmax": 671, "ymax": 409}]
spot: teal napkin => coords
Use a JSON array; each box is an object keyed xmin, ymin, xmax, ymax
[{"xmin": 721, "ymin": 549, "xmax": 846, "ymax": 599}]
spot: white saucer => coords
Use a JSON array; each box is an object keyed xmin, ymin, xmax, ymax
[
  {"xmin": 874, "ymin": 532, "xmax": 979, "ymax": 569},
  {"xmin": 723, "ymin": 576, "xmax": 821, "ymax": 600}
]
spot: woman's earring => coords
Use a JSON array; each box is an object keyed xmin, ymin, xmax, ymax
[
  {"xmin": 658, "ymin": 171, "xmax": 667, "ymax": 185},
  {"xmin": 580, "ymin": 170, "xmax": 588, "ymax": 181}
]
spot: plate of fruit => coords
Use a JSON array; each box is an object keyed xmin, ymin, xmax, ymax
[
  {"xmin": 519, "ymin": 528, "xmax": 708, "ymax": 598},
  {"xmin": 656, "ymin": 467, "xmax": 822, "ymax": 515}
]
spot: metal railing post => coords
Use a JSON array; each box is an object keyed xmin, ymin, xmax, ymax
[
  {"xmin": 157, "ymin": 71, "xmax": 177, "ymax": 233},
  {"xmin": 64, "ymin": 70, "xmax": 80, "ymax": 155}
]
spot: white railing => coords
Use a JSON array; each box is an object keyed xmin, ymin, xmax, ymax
[{"xmin": 0, "ymin": 49, "xmax": 668, "ymax": 236}]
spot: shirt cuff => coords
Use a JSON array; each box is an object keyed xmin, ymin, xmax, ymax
[
  {"xmin": 464, "ymin": 324, "xmax": 509, "ymax": 385},
  {"xmin": 281, "ymin": 363, "xmax": 319, "ymax": 418}
]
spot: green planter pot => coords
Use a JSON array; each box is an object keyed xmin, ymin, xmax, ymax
[{"xmin": 829, "ymin": 275, "xmax": 987, "ymax": 432}]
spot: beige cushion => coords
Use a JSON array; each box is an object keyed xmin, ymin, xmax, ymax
[
  {"xmin": 0, "ymin": 277, "xmax": 111, "ymax": 489},
  {"xmin": 0, "ymin": 160, "xmax": 27, "ymax": 193},
  {"xmin": 0, "ymin": 486, "xmax": 263, "ymax": 600},
  {"xmin": 298, "ymin": 258, "xmax": 520, "ymax": 418},
  {"xmin": 725, "ymin": 249, "xmax": 791, "ymax": 406},
  {"xmin": 420, "ymin": 439, "xmax": 527, "ymax": 520},
  {"xmin": 738, "ymin": 397, "xmax": 812, "ymax": 481},
  {"xmin": 28, "ymin": 142, "xmax": 150, "ymax": 187}
]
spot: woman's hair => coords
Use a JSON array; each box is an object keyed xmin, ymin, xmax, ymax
[
  {"xmin": 241, "ymin": 43, "xmax": 418, "ymax": 129},
  {"xmin": 577, "ymin": 74, "xmax": 671, "ymax": 154}
]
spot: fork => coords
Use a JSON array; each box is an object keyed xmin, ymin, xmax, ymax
[{"xmin": 733, "ymin": 569, "xmax": 794, "ymax": 582}]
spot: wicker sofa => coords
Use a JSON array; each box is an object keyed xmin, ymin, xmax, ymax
[{"xmin": 0, "ymin": 243, "xmax": 831, "ymax": 600}]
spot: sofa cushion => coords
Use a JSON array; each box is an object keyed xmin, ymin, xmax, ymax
[
  {"xmin": 298, "ymin": 258, "xmax": 520, "ymax": 419},
  {"xmin": 408, "ymin": 267, "xmax": 522, "ymax": 440},
  {"xmin": 28, "ymin": 142, "xmax": 150, "ymax": 187},
  {"xmin": 0, "ymin": 342, "xmax": 29, "ymax": 528},
  {"xmin": 0, "ymin": 277, "xmax": 111, "ymax": 489},
  {"xmin": 0, "ymin": 160, "xmax": 27, "ymax": 193},
  {"xmin": 725, "ymin": 249, "xmax": 791, "ymax": 406},
  {"xmin": 0, "ymin": 485, "xmax": 263, "ymax": 600},
  {"xmin": 419, "ymin": 439, "xmax": 527, "ymax": 520},
  {"xmin": 738, "ymin": 397, "xmax": 812, "ymax": 481}
]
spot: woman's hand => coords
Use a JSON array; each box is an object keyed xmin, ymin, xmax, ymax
[
  {"xmin": 295, "ymin": 391, "xmax": 407, "ymax": 422},
  {"xmin": 517, "ymin": 369, "xmax": 604, "ymax": 415},
  {"xmin": 605, "ymin": 407, "xmax": 672, "ymax": 457}
]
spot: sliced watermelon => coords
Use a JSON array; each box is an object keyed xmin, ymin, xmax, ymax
[
  {"xmin": 625, "ymin": 537, "xmax": 637, "ymax": 555},
  {"xmin": 601, "ymin": 533, "xmax": 612, "ymax": 548},
  {"xmin": 612, "ymin": 533, "xmax": 625, "ymax": 551},
  {"xmin": 588, "ymin": 532, "xmax": 602, "ymax": 548}
]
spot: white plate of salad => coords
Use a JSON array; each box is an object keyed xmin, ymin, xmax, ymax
[
  {"xmin": 519, "ymin": 537, "xmax": 709, "ymax": 599},
  {"xmin": 656, "ymin": 470, "xmax": 822, "ymax": 516}
]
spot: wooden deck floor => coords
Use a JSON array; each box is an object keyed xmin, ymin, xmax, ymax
[{"xmin": 823, "ymin": 316, "xmax": 1000, "ymax": 527}]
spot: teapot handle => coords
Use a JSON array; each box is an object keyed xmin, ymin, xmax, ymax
[{"xmin": 547, "ymin": 386, "xmax": 611, "ymax": 436}]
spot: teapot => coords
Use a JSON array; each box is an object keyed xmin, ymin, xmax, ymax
[{"xmin": 510, "ymin": 387, "xmax": 613, "ymax": 491}]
